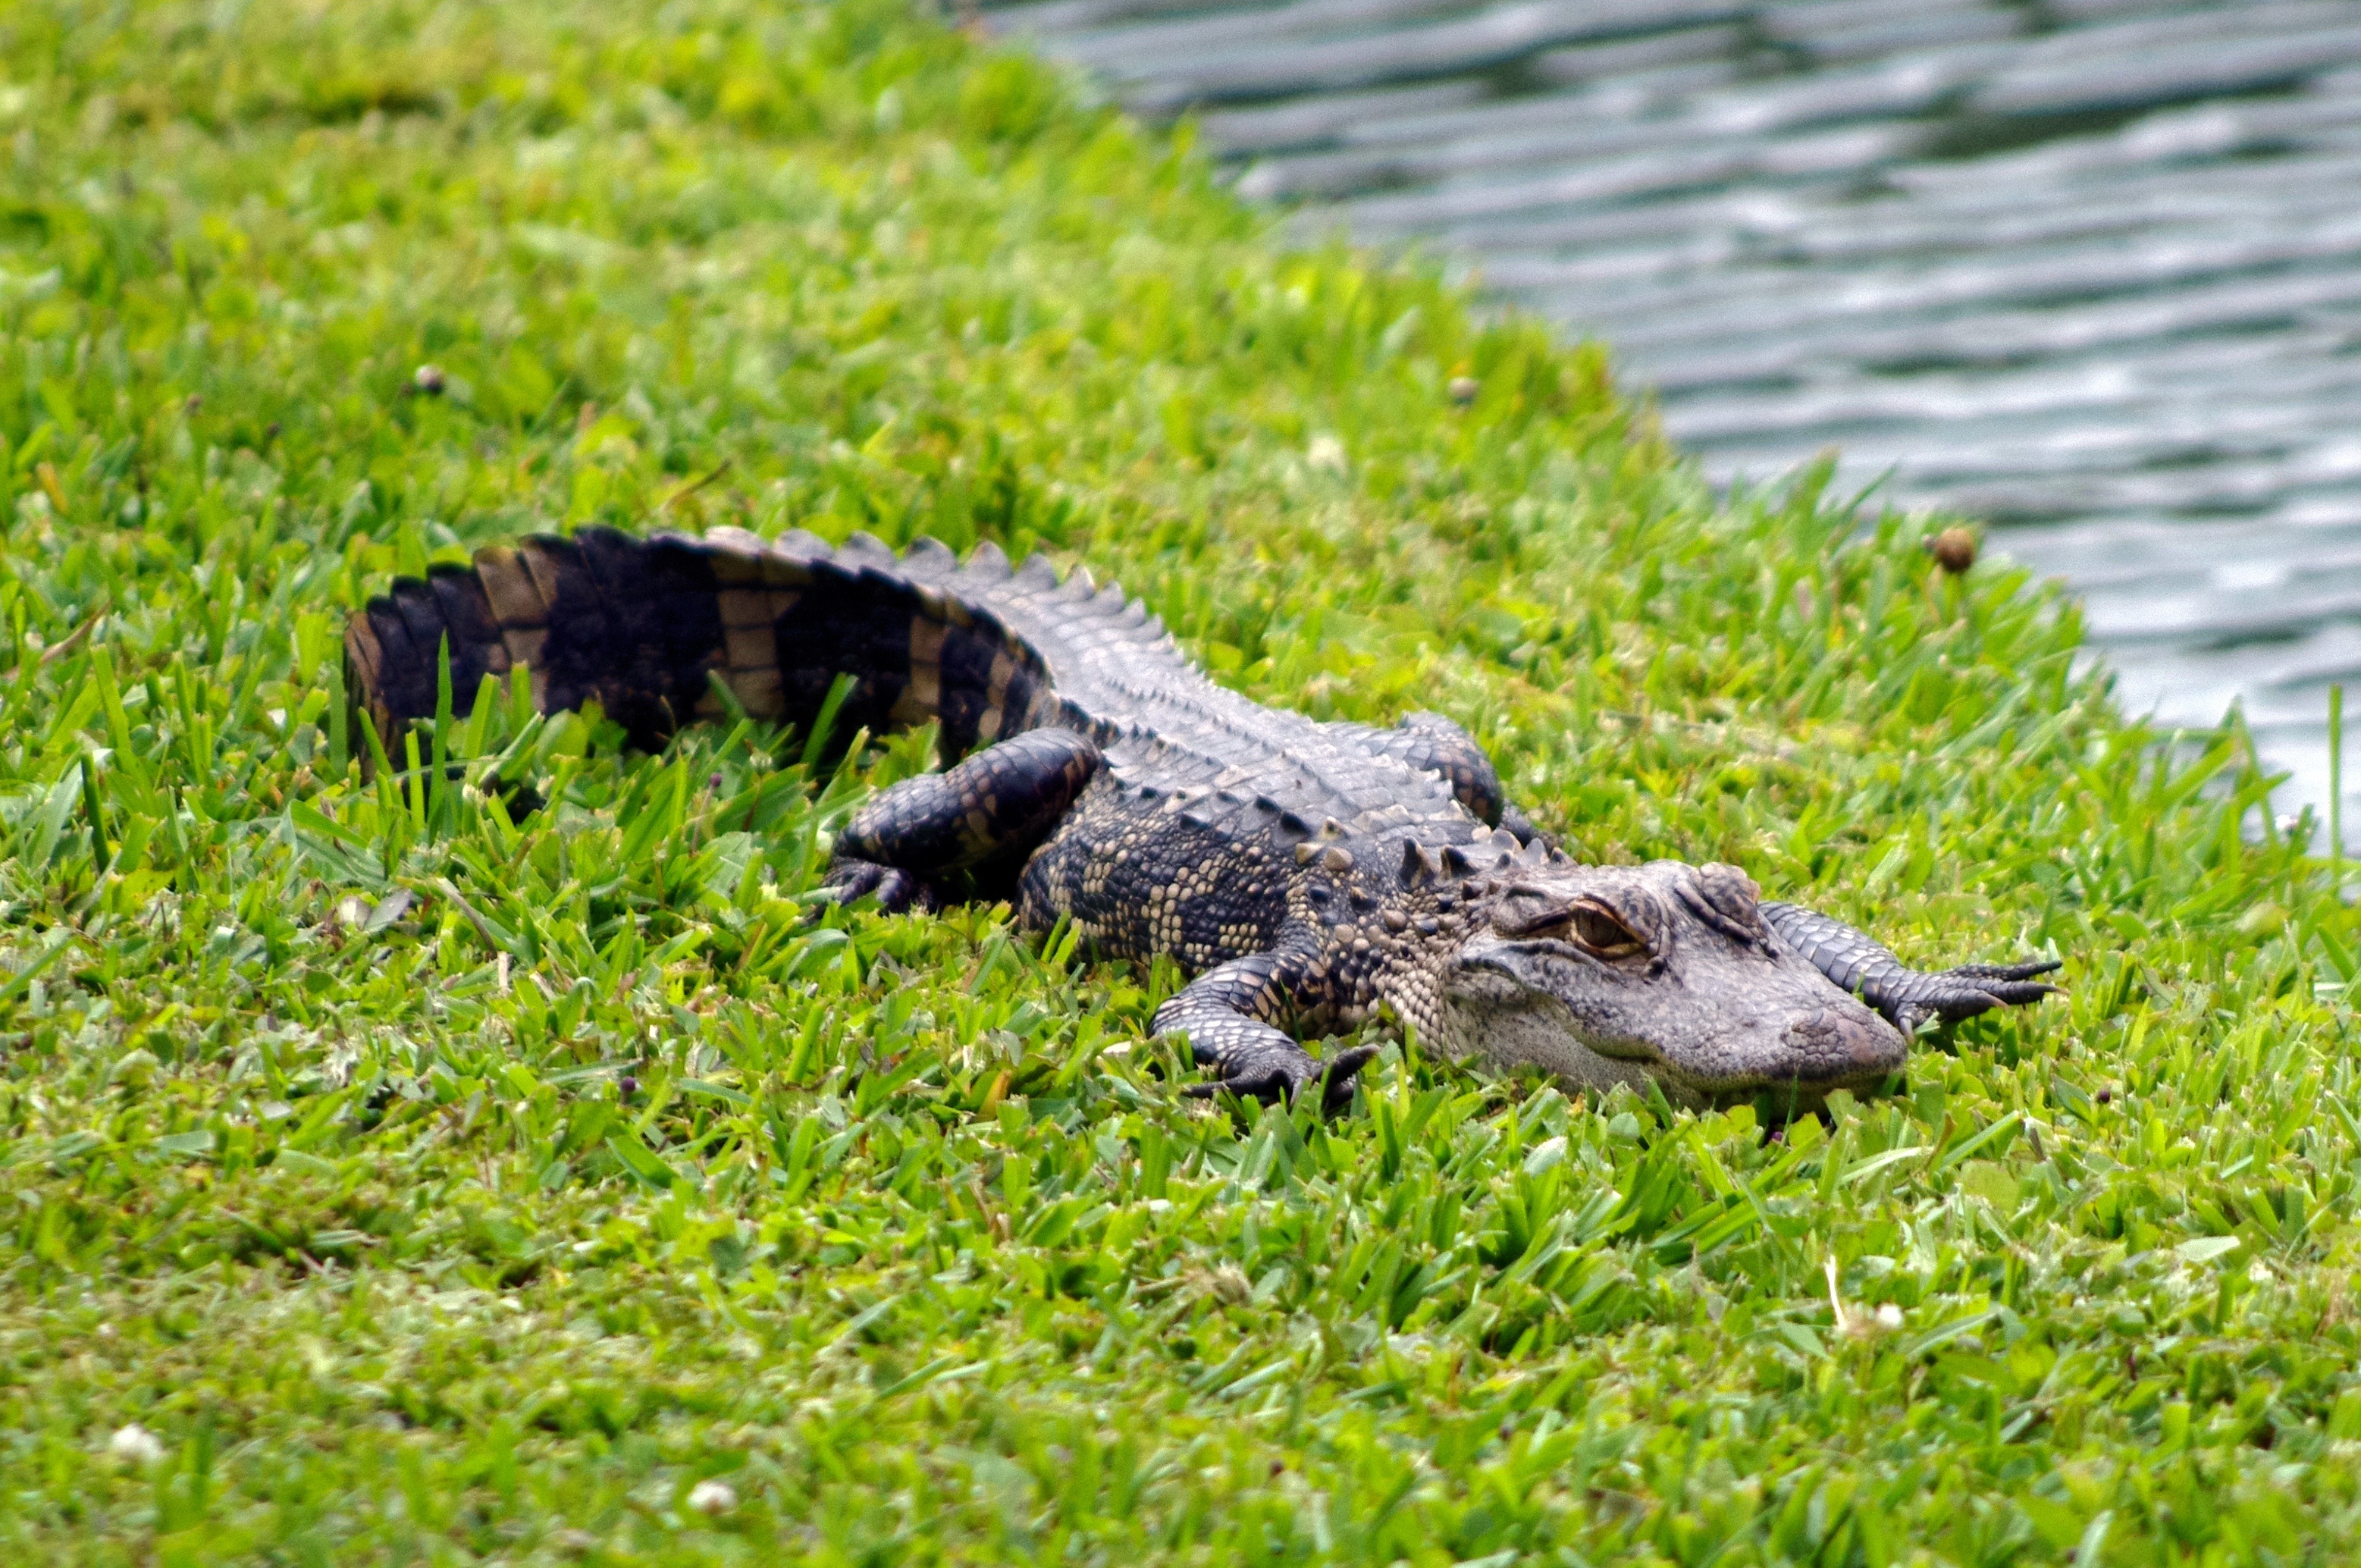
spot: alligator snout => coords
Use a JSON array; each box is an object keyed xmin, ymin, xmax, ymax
[{"xmin": 1782, "ymin": 1005, "xmax": 1908, "ymax": 1085}]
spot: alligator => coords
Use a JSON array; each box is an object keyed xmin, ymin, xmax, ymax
[{"xmin": 345, "ymin": 525, "xmax": 2060, "ymax": 1112}]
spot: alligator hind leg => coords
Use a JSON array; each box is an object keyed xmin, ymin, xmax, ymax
[
  {"xmin": 1155, "ymin": 933, "xmax": 1378, "ymax": 1113},
  {"xmin": 821, "ymin": 729, "xmax": 1102, "ymax": 912},
  {"xmin": 1761, "ymin": 902, "xmax": 2062, "ymax": 1033}
]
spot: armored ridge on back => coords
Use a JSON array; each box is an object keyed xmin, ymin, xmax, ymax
[{"xmin": 346, "ymin": 525, "xmax": 2062, "ymax": 1112}]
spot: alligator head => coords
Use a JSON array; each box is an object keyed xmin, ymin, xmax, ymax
[{"xmin": 1431, "ymin": 860, "xmax": 1905, "ymax": 1110}]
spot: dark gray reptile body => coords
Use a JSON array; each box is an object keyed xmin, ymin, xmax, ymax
[{"xmin": 347, "ymin": 524, "xmax": 2059, "ymax": 1110}]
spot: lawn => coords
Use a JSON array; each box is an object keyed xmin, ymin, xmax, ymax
[{"xmin": 2, "ymin": 1, "xmax": 2358, "ymax": 1562}]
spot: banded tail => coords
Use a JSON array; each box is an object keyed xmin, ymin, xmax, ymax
[{"xmin": 342, "ymin": 525, "xmax": 1080, "ymax": 764}]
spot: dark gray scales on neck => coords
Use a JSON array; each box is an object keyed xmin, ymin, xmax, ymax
[{"xmin": 346, "ymin": 525, "xmax": 2060, "ymax": 1113}]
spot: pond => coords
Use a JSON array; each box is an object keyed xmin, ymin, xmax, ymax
[{"xmin": 986, "ymin": 0, "xmax": 2361, "ymax": 835}]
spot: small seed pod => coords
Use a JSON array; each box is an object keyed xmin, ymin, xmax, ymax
[{"xmin": 1927, "ymin": 526, "xmax": 1977, "ymax": 575}]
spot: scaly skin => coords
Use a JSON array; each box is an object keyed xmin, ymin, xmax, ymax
[{"xmin": 347, "ymin": 525, "xmax": 2062, "ymax": 1112}]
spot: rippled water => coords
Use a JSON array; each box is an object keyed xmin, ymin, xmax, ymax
[{"xmin": 988, "ymin": 0, "xmax": 2361, "ymax": 834}]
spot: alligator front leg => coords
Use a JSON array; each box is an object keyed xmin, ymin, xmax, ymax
[
  {"xmin": 1760, "ymin": 901, "xmax": 2062, "ymax": 1033},
  {"xmin": 822, "ymin": 729, "xmax": 1102, "ymax": 912},
  {"xmin": 1156, "ymin": 936, "xmax": 1378, "ymax": 1113}
]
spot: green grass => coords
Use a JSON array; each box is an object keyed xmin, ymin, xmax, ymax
[{"xmin": 2, "ymin": 2, "xmax": 2359, "ymax": 1562}]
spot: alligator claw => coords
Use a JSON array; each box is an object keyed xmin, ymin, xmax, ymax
[
  {"xmin": 816, "ymin": 859, "xmax": 937, "ymax": 914},
  {"xmin": 1185, "ymin": 1070, "xmax": 1281, "ymax": 1102},
  {"xmin": 1889, "ymin": 959, "xmax": 2065, "ymax": 1033},
  {"xmin": 1940, "ymin": 958, "xmax": 2065, "ymax": 984},
  {"xmin": 1187, "ymin": 1044, "xmax": 1377, "ymax": 1115},
  {"xmin": 1313, "ymin": 1046, "xmax": 1381, "ymax": 1112}
]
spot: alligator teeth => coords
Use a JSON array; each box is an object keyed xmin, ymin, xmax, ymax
[{"xmin": 1323, "ymin": 846, "xmax": 1354, "ymax": 873}]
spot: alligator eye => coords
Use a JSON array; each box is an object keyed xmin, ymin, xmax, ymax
[
  {"xmin": 1497, "ymin": 891, "xmax": 1648, "ymax": 955},
  {"xmin": 1566, "ymin": 903, "xmax": 1646, "ymax": 958}
]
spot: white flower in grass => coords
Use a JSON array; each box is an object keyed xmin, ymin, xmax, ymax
[
  {"xmin": 688, "ymin": 1479, "xmax": 738, "ymax": 1517},
  {"xmin": 108, "ymin": 1424, "xmax": 165, "ymax": 1466},
  {"xmin": 1824, "ymin": 1256, "xmax": 1906, "ymax": 1339}
]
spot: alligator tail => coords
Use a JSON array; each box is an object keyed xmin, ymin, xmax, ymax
[{"xmin": 342, "ymin": 525, "xmax": 1060, "ymax": 767}]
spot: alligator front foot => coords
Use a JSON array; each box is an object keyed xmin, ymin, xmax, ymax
[
  {"xmin": 1877, "ymin": 958, "xmax": 2065, "ymax": 1033},
  {"xmin": 1183, "ymin": 1036, "xmax": 1379, "ymax": 1115},
  {"xmin": 1155, "ymin": 944, "xmax": 1379, "ymax": 1114},
  {"xmin": 1760, "ymin": 901, "xmax": 2063, "ymax": 1033},
  {"xmin": 816, "ymin": 858, "xmax": 939, "ymax": 914}
]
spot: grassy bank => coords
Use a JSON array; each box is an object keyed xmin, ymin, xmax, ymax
[{"xmin": 2, "ymin": 1, "xmax": 2358, "ymax": 1561}]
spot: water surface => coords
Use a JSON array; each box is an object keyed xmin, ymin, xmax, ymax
[{"xmin": 988, "ymin": 0, "xmax": 2361, "ymax": 829}]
